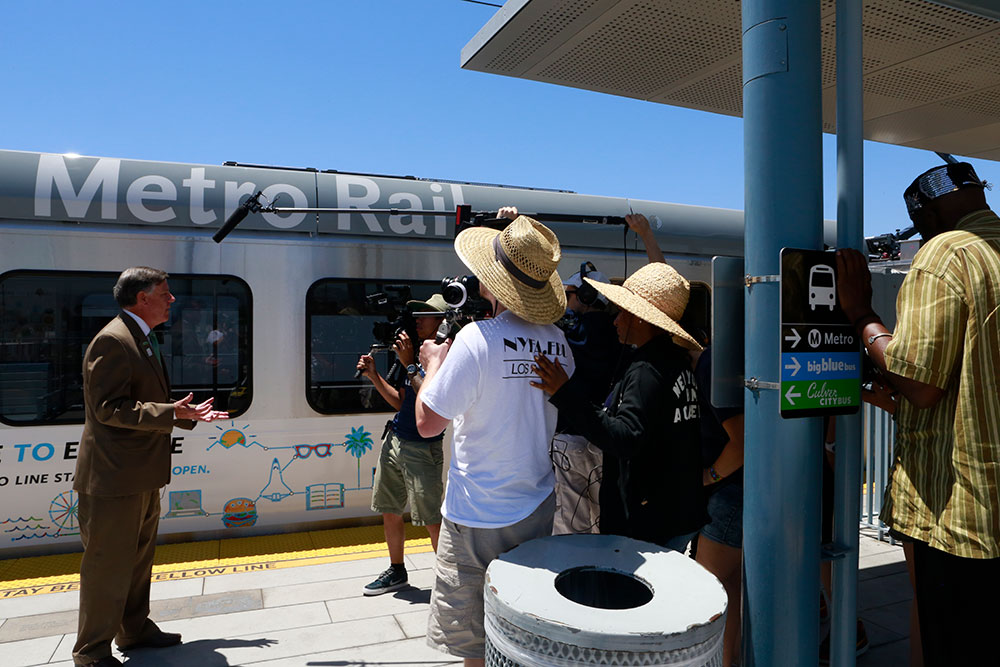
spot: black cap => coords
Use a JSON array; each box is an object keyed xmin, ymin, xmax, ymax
[{"xmin": 904, "ymin": 162, "xmax": 986, "ymax": 216}]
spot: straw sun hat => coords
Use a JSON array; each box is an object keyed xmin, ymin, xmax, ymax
[
  {"xmin": 454, "ymin": 215, "xmax": 567, "ymax": 325},
  {"xmin": 587, "ymin": 262, "xmax": 703, "ymax": 350}
]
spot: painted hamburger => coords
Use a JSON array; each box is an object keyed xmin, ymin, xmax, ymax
[{"xmin": 222, "ymin": 497, "xmax": 257, "ymax": 528}]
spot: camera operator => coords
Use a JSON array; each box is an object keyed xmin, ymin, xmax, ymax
[
  {"xmin": 415, "ymin": 215, "xmax": 575, "ymax": 665},
  {"xmin": 355, "ymin": 294, "xmax": 448, "ymax": 597}
]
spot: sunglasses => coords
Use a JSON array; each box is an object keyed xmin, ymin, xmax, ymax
[{"xmin": 294, "ymin": 443, "xmax": 333, "ymax": 458}]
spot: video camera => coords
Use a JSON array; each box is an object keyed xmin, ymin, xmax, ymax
[
  {"xmin": 354, "ymin": 286, "xmax": 417, "ymax": 387},
  {"xmin": 866, "ymin": 225, "xmax": 918, "ymax": 261},
  {"xmin": 554, "ymin": 309, "xmax": 580, "ymax": 335},
  {"xmin": 435, "ymin": 275, "xmax": 492, "ymax": 343}
]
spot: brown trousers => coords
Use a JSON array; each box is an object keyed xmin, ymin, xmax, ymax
[{"xmin": 72, "ymin": 490, "xmax": 161, "ymax": 665}]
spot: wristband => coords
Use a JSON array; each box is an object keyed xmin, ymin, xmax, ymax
[
  {"xmin": 708, "ymin": 466, "xmax": 722, "ymax": 483},
  {"xmin": 867, "ymin": 332, "xmax": 893, "ymax": 346}
]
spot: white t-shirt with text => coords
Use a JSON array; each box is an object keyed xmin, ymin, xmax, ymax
[{"xmin": 421, "ymin": 311, "xmax": 575, "ymax": 528}]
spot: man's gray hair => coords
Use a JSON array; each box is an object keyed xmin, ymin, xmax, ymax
[{"xmin": 113, "ymin": 267, "xmax": 169, "ymax": 308}]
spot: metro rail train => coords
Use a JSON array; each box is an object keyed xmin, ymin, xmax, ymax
[{"xmin": 0, "ymin": 148, "xmax": 834, "ymax": 558}]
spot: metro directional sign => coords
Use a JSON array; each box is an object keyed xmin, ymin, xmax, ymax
[{"xmin": 779, "ymin": 248, "xmax": 861, "ymax": 419}]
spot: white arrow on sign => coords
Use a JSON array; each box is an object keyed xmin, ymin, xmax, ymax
[
  {"xmin": 784, "ymin": 357, "xmax": 801, "ymax": 377},
  {"xmin": 785, "ymin": 385, "xmax": 801, "ymax": 406},
  {"xmin": 784, "ymin": 328, "xmax": 802, "ymax": 349}
]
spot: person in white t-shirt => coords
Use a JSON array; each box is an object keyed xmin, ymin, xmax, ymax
[{"xmin": 416, "ymin": 214, "xmax": 575, "ymax": 666}]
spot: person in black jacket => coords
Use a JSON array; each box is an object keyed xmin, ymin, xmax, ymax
[
  {"xmin": 549, "ymin": 213, "xmax": 666, "ymax": 534},
  {"xmin": 531, "ymin": 261, "xmax": 708, "ymax": 551}
]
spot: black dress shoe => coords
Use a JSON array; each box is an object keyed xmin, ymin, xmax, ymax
[
  {"xmin": 88, "ymin": 657, "xmax": 123, "ymax": 666},
  {"xmin": 117, "ymin": 629, "xmax": 182, "ymax": 651}
]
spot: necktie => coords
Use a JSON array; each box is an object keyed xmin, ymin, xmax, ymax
[{"xmin": 148, "ymin": 333, "xmax": 162, "ymax": 362}]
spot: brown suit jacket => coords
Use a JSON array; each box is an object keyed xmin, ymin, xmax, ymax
[{"xmin": 74, "ymin": 313, "xmax": 195, "ymax": 496}]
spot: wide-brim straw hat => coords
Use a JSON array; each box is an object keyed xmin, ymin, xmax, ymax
[
  {"xmin": 587, "ymin": 262, "xmax": 703, "ymax": 350},
  {"xmin": 454, "ymin": 215, "xmax": 567, "ymax": 325}
]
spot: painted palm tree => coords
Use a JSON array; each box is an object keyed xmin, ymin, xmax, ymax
[{"xmin": 343, "ymin": 426, "xmax": 374, "ymax": 487}]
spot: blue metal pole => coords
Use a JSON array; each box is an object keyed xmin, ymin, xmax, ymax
[
  {"xmin": 742, "ymin": 1, "xmax": 824, "ymax": 664},
  {"xmin": 832, "ymin": 0, "xmax": 864, "ymax": 664}
]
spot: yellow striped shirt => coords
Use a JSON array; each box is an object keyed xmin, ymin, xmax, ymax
[{"xmin": 882, "ymin": 208, "xmax": 1000, "ymax": 559}]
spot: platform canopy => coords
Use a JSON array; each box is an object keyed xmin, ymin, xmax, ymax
[{"xmin": 461, "ymin": 0, "xmax": 1000, "ymax": 161}]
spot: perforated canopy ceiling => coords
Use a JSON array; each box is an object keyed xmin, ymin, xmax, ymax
[{"xmin": 461, "ymin": 1, "xmax": 1000, "ymax": 161}]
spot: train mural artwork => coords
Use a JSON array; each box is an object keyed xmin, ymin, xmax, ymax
[{"xmin": 0, "ymin": 419, "xmax": 381, "ymax": 549}]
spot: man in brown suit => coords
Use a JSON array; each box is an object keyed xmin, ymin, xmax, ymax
[{"xmin": 72, "ymin": 267, "xmax": 228, "ymax": 667}]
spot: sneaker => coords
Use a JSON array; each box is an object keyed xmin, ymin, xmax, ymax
[
  {"xmin": 818, "ymin": 619, "xmax": 869, "ymax": 664},
  {"xmin": 363, "ymin": 567, "xmax": 408, "ymax": 596}
]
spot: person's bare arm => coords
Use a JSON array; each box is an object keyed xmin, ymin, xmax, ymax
[
  {"xmin": 392, "ymin": 330, "xmax": 427, "ymax": 391},
  {"xmin": 415, "ymin": 339, "xmax": 451, "ymax": 437},
  {"xmin": 862, "ymin": 377, "xmax": 897, "ymax": 414},
  {"xmin": 356, "ymin": 354, "xmax": 403, "ymax": 411},
  {"xmin": 835, "ymin": 249, "xmax": 945, "ymax": 409},
  {"xmin": 704, "ymin": 414, "xmax": 744, "ymax": 485},
  {"xmin": 626, "ymin": 213, "xmax": 665, "ymax": 263}
]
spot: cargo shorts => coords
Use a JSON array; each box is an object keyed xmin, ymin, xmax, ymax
[
  {"xmin": 370, "ymin": 430, "xmax": 444, "ymax": 526},
  {"xmin": 426, "ymin": 492, "xmax": 555, "ymax": 659}
]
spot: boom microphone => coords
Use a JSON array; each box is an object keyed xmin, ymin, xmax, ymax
[
  {"xmin": 213, "ymin": 191, "xmax": 263, "ymax": 243},
  {"xmin": 213, "ymin": 206, "xmax": 249, "ymax": 243}
]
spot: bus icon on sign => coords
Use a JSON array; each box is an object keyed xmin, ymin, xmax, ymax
[{"xmin": 808, "ymin": 264, "xmax": 836, "ymax": 311}]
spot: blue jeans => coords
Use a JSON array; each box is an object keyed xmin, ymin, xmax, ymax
[{"xmin": 664, "ymin": 530, "xmax": 699, "ymax": 553}]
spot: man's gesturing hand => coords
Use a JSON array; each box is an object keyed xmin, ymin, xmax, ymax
[{"xmin": 173, "ymin": 393, "xmax": 229, "ymax": 421}]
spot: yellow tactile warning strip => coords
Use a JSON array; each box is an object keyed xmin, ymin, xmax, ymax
[{"xmin": 0, "ymin": 523, "xmax": 432, "ymax": 599}]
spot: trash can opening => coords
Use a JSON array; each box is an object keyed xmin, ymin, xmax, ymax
[{"xmin": 554, "ymin": 566, "xmax": 653, "ymax": 610}]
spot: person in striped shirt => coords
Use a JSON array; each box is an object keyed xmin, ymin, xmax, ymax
[{"xmin": 837, "ymin": 162, "xmax": 999, "ymax": 666}]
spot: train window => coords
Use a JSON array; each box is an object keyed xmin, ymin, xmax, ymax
[
  {"xmin": 306, "ymin": 279, "xmax": 439, "ymax": 414},
  {"xmin": 0, "ymin": 271, "xmax": 253, "ymax": 425}
]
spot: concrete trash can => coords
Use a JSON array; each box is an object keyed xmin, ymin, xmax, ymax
[{"xmin": 484, "ymin": 534, "xmax": 727, "ymax": 666}]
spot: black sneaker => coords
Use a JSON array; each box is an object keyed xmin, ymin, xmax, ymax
[{"xmin": 363, "ymin": 567, "xmax": 408, "ymax": 596}]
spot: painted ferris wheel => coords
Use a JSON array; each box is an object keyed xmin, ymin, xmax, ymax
[{"xmin": 49, "ymin": 490, "xmax": 79, "ymax": 534}]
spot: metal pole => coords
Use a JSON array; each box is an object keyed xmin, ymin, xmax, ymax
[
  {"xmin": 742, "ymin": 0, "xmax": 823, "ymax": 664},
  {"xmin": 832, "ymin": 0, "xmax": 864, "ymax": 664}
]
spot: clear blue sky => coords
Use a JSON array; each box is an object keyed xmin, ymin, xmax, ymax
[{"xmin": 3, "ymin": 0, "xmax": 994, "ymax": 238}]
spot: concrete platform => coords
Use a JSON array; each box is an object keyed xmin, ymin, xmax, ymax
[{"xmin": 0, "ymin": 531, "xmax": 912, "ymax": 666}]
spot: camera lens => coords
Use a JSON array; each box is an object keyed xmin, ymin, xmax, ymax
[
  {"xmin": 442, "ymin": 281, "xmax": 467, "ymax": 307},
  {"xmin": 442, "ymin": 275, "xmax": 479, "ymax": 308}
]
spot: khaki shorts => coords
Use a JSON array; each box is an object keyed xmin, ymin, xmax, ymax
[
  {"xmin": 426, "ymin": 492, "xmax": 555, "ymax": 659},
  {"xmin": 551, "ymin": 432, "xmax": 602, "ymax": 535},
  {"xmin": 370, "ymin": 430, "xmax": 444, "ymax": 526}
]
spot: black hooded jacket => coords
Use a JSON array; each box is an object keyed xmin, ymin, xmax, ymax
[{"xmin": 550, "ymin": 334, "xmax": 708, "ymax": 545}]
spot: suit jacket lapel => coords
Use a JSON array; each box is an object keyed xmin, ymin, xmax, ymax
[{"xmin": 119, "ymin": 313, "xmax": 169, "ymax": 395}]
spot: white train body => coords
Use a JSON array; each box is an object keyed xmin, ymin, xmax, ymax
[{"xmin": 0, "ymin": 149, "xmax": 763, "ymax": 557}]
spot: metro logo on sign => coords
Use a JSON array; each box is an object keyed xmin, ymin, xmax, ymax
[{"xmin": 779, "ymin": 249, "xmax": 861, "ymax": 419}]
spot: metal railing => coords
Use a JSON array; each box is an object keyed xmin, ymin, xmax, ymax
[{"xmin": 860, "ymin": 402, "xmax": 896, "ymax": 540}]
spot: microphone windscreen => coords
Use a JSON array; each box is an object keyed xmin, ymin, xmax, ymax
[{"xmin": 213, "ymin": 205, "xmax": 251, "ymax": 243}]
